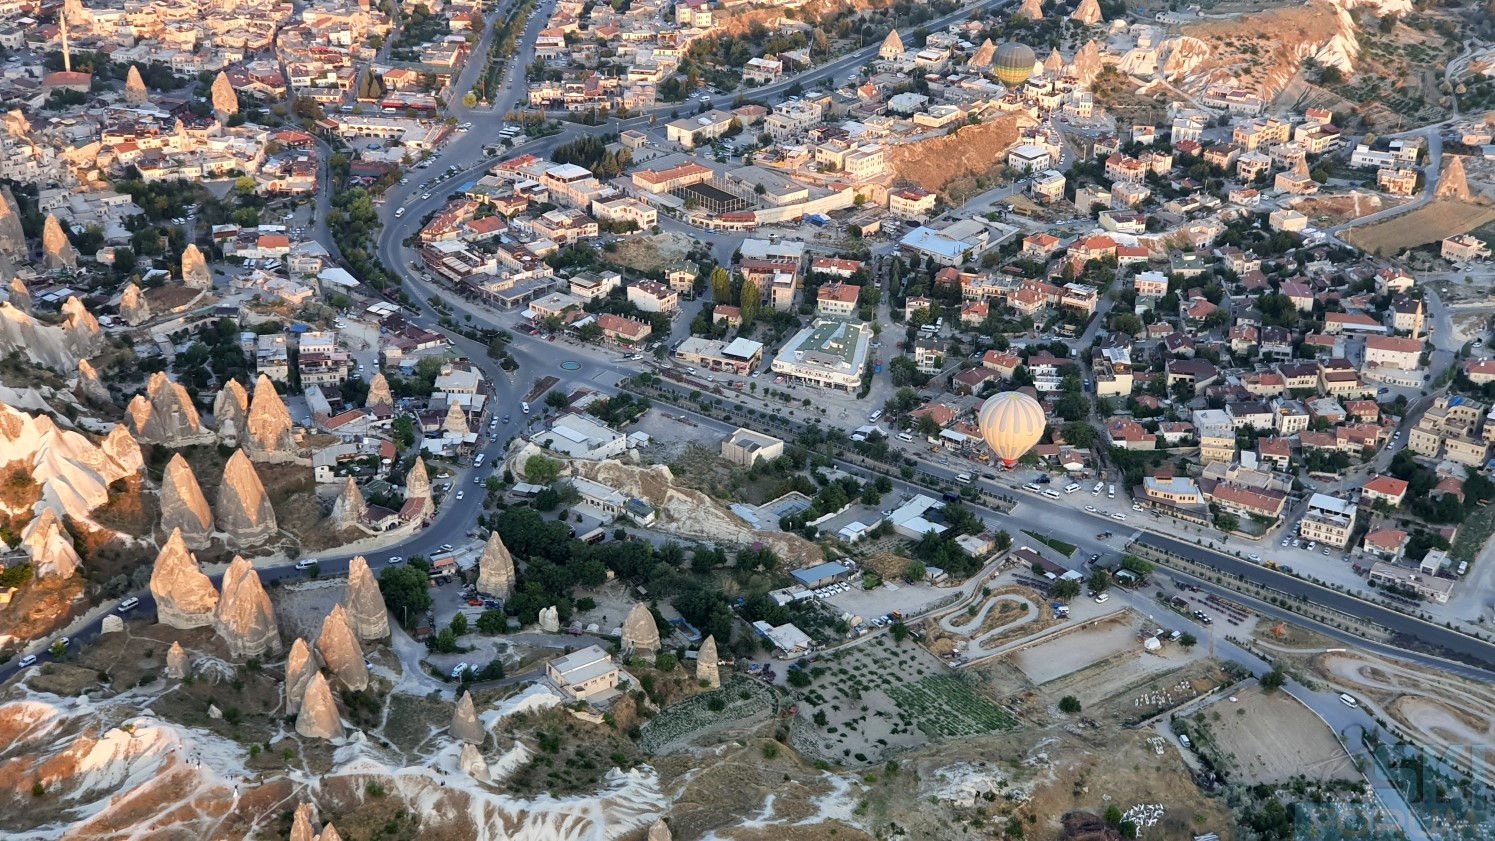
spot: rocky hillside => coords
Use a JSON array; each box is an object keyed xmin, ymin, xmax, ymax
[{"xmin": 888, "ymin": 113, "xmax": 1033, "ymax": 201}]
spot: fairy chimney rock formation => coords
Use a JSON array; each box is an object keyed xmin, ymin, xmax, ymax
[
  {"xmin": 244, "ymin": 374, "xmax": 297, "ymax": 460},
  {"xmin": 213, "ymin": 378, "xmax": 249, "ymax": 446},
  {"xmin": 284, "ymin": 638, "xmax": 318, "ymax": 714},
  {"xmin": 330, "ymin": 477, "xmax": 367, "ymax": 529},
  {"xmin": 451, "ymin": 690, "xmax": 484, "ymax": 745},
  {"xmin": 1071, "ymin": 0, "xmax": 1103, "ymax": 25},
  {"xmin": 1073, "ymin": 39, "xmax": 1103, "ymax": 83},
  {"xmin": 150, "ymin": 528, "xmax": 220, "ymax": 628},
  {"xmin": 20, "ymin": 508, "xmax": 81, "ymax": 579},
  {"xmin": 127, "ymin": 372, "xmax": 213, "ymax": 446},
  {"xmin": 75, "ymin": 359, "xmax": 110, "ymax": 404},
  {"xmin": 216, "ymin": 449, "xmax": 277, "ymax": 544},
  {"xmin": 214, "ymin": 555, "xmax": 282, "ymax": 659},
  {"xmin": 878, "ymin": 29, "xmax": 903, "ymax": 59},
  {"xmin": 365, "ymin": 373, "xmax": 392, "ymax": 408},
  {"xmin": 696, "ymin": 635, "xmax": 720, "ymax": 688},
  {"xmin": 159, "ymin": 454, "xmax": 214, "ymax": 549},
  {"xmin": 102, "ymin": 424, "xmax": 145, "ymax": 477},
  {"xmin": 165, "ymin": 640, "xmax": 189, "ymax": 679},
  {"xmin": 315, "ymin": 604, "xmax": 369, "ymax": 691},
  {"xmin": 458, "ymin": 742, "xmax": 490, "ymax": 782},
  {"xmin": 342, "ymin": 556, "xmax": 389, "ymax": 640},
  {"xmin": 7, "ymin": 277, "xmax": 31, "ymax": 312},
  {"xmin": 181, "ymin": 243, "xmax": 212, "ymax": 289},
  {"xmin": 648, "ymin": 819, "xmax": 673, "ymax": 841},
  {"xmin": 41, "ymin": 214, "xmax": 78, "ymax": 270},
  {"xmin": 538, "ymin": 605, "xmax": 560, "ymax": 633},
  {"xmin": 970, "ymin": 39, "xmax": 996, "ymax": 69},
  {"xmin": 443, "ymin": 401, "xmax": 469, "ymax": 436},
  {"xmin": 61, "ymin": 296, "xmax": 102, "ymax": 358},
  {"xmin": 211, "ymin": 71, "xmax": 238, "ymax": 122},
  {"xmin": 405, "ymin": 456, "xmax": 431, "ymax": 500},
  {"xmin": 118, "ymin": 282, "xmax": 151, "ymax": 326},
  {"xmin": 621, "ymin": 603, "xmax": 660, "ymax": 654},
  {"xmin": 1043, "ymin": 49, "xmax": 1065, "ymax": 77},
  {"xmin": 317, "ymin": 824, "xmax": 343, "ymax": 841},
  {"xmin": 476, "ymin": 532, "xmax": 515, "ymax": 599},
  {"xmin": 289, "ymin": 802, "xmax": 317, "ymax": 841},
  {"xmin": 0, "ymin": 187, "xmax": 25, "ymax": 258},
  {"xmin": 1436, "ymin": 155, "xmax": 1472, "ymax": 201},
  {"xmin": 295, "ymin": 671, "xmax": 345, "ymax": 740},
  {"xmin": 1017, "ymin": 0, "xmax": 1043, "ymax": 20},
  {"xmin": 124, "ymin": 65, "xmax": 148, "ymax": 104}
]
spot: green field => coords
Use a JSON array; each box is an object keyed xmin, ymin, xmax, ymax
[
  {"xmin": 1022, "ymin": 530, "xmax": 1077, "ymax": 557},
  {"xmin": 886, "ymin": 675, "xmax": 1018, "ymax": 737}
]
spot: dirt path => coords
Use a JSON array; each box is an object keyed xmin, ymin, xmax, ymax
[{"xmin": 939, "ymin": 594, "xmax": 1039, "ymax": 657}]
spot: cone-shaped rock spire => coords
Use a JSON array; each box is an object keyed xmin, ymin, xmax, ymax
[
  {"xmin": 476, "ymin": 531, "xmax": 515, "ymax": 599},
  {"xmin": 41, "ymin": 214, "xmax": 78, "ymax": 270},
  {"xmin": 365, "ymin": 372, "xmax": 392, "ymax": 408},
  {"xmin": 295, "ymin": 671, "xmax": 344, "ymax": 739},
  {"xmin": 451, "ymin": 690, "xmax": 484, "ymax": 745},
  {"xmin": 284, "ymin": 638, "xmax": 318, "ymax": 714},
  {"xmin": 329, "ymin": 477, "xmax": 366, "ymax": 529},
  {"xmin": 315, "ymin": 604, "xmax": 369, "ymax": 691},
  {"xmin": 159, "ymin": 453, "xmax": 214, "ymax": 549},
  {"xmin": 165, "ymin": 640, "xmax": 189, "ymax": 679},
  {"xmin": 20, "ymin": 508, "xmax": 81, "ymax": 579},
  {"xmin": 244, "ymin": 374, "xmax": 296, "ymax": 459},
  {"xmin": 181, "ymin": 243, "xmax": 212, "ymax": 289},
  {"xmin": 621, "ymin": 603, "xmax": 660, "ymax": 654},
  {"xmin": 343, "ymin": 556, "xmax": 389, "ymax": 640},
  {"xmin": 215, "ymin": 450, "xmax": 277, "ymax": 544},
  {"xmin": 696, "ymin": 635, "xmax": 720, "ymax": 688},
  {"xmin": 124, "ymin": 65, "xmax": 148, "ymax": 104},
  {"xmin": 150, "ymin": 528, "xmax": 220, "ymax": 628},
  {"xmin": 211, "ymin": 71, "xmax": 238, "ymax": 122},
  {"xmin": 213, "ymin": 555, "xmax": 282, "ymax": 658}
]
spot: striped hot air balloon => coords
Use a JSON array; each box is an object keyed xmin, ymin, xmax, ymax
[{"xmin": 992, "ymin": 42, "xmax": 1037, "ymax": 87}]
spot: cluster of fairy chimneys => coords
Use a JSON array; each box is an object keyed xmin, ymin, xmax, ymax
[{"xmin": 153, "ymin": 539, "xmax": 389, "ymax": 740}]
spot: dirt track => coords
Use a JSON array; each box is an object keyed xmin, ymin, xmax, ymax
[{"xmin": 1200, "ymin": 685, "xmax": 1356, "ymax": 785}]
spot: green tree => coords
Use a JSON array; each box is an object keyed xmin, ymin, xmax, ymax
[
  {"xmin": 450, "ymin": 612, "xmax": 468, "ymax": 636},
  {"xmin": 995, "ymin": 530, "xmax": 1012, "ymax": 552},
  {"xmin": 1051, "ymin": 579, "xmax": 1081, "ymax": 600},
  {"xmin": 1104, "ymin": 805, "xmax": 1123, "ymax": 825},
  {"xmin": 1058, "ymin": 695, "xmax": 1082, "ymax": 714},
  {"xmin": 905, "ymin": 559, "xmax": 927, "ymax": 581},
  {"xmin": 380, "ymin": 565, "xmax": 434, "ymax": 629},
  {"xmin": 525, "ymin": 454, "xmax": 561, "ymax": 483},
  {"xmin": 890, "ymin": 622, "xmax": 910, "ymax": 644},
  {"xmin": 1062, "ymin": 421, "xmax": 1098, "ymax": 448},
  {"xmin": 709, "ymin": 266, "xmax": 731, "ymax": 303},
  {"xmin": 740, "ymin": 279, "xmax": 760, "ymax": 324},
  {"xmin": 1260, "ymin": 667, "xmax": 1287, "ymax": 692},
  {"xmin": 1214, "ymin": 512, "xmax": 1241, "ymax": 534},
  {"xmin": 1178, "ymin": 632, "xmax": 1197, "ymax": 649},
  {"xmin": 476, "ymin": 610, "xmax": 506, "ymax": 634},
  {"xmin": 1088, "ymin": 569, "xmax": 1111, "ymax": 594}
]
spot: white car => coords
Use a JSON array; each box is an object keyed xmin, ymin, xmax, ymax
[
  {"xmin": 387, "ymin": 556, "xmax": 403, "ymax": 564},
  {"xmin": 455, "ymin": 490, "xmax": 465, "ymax": 501},
  {"xmin": 1084, "ymin": 505, "xmax": 1097, "ymax": 513},
  {"xmin": 1110, "ymin": 513, "xmax": 1126, "ymax": 521},
  {"xmin": 19, "ymin": 654, "xmax": 38, "ymax": 667}
]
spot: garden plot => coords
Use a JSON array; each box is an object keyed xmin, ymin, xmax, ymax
[
  {"xmin": 1009, "ymin": 614, "xmax": 1141, "ymax": 685},
  {"xmin": 1036, "ymin": 652, "xmax": 1222, "ymax": 726},
  {"xmin": 638, "ymin": 678, "xmax": 777, "ymax": 755},
  {"xmin": 788, "ymin": 637, "xmax": 1016, "ymax": 765}
]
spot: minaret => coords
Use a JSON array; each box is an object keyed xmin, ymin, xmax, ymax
[{"xmin": 60, "ymin": 8, "xmax": 71, "ymax": 73}]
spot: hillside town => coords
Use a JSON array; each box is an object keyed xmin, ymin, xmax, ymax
[{"xmin": 0, "ymin": 0, "xmax": 1493, "ymax": 839}]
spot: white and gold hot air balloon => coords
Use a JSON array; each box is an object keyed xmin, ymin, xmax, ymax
[{"xmin": 977, "ymin": 391, "xmax": 1047, "ymax": 467}]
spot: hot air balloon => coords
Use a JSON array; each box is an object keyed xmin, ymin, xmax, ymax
[
  {"xmin": 992, "ymin": 42, "xmax": 1037, "ymax": 87},
  {"xmin": 977, "ymin": 392, "xmax": 1046, "ymax": 467}
]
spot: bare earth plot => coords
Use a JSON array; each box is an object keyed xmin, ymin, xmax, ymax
[
  {"xmin": 1009, "ymin": 614, "xmax": 1139, "ymax": 684},
  {"xmin": 1198, "ymin": 685, "xmax": 1356, "ymax": 785},
  {"xmin": 1345, "ymin": 200, "xmax": 1495, "ymax": 254}
]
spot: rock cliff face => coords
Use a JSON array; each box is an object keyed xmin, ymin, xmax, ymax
[
  {"xmin": 149, "ymin": 528, "xmax": 220, "ymax": 629},
  {"xmin": 289, "ymin": 802, "xmax": 316, "ymax": 841},
  {"xmin": 621, "ymin": 603, "xmax": 660, "ymax": 654},
  {"xmin": 61, "ymin": 296, "xmax": 103, "ymax": 359},
  {"xmin": 212, "ymin": 379, "xmax": 249, "ymax": 446},
  {"xmin": 0, "ymin": 402, "xmax": 143, "ymax": 524},
  {"xmin": 101, "ymin": 424, "xmax": 144, "ymax": 478},
  {"xmin": 0, "ymin": 185, "xmax": 25, "ymax": 258},
  {"xmin": 284, "ymin": 638, "xmax": 318, "ymax": 715},
  {"xmin": 118, "ymin": 283, "xmax": 151, "ymax": 326},
  {"xmin": 475, "ymin": 531, "xmax": 515, "ymax": 599},
  {"xmin": 342, "ymin": 556, "xmax": 389, "ymax": 640},
  {"xmin": 244, "ymin": 374, "xmax": 297, "ymax": 461},
  {"xmin": 180, "ymin": 243, "xmax": 212, "ymax": 289},
  {"xmin": 314, "ymin": 604, "xmax": 369, "ymax": 691},
  {"xmin": 0, "ymin": 302, "xmax": 81, "ymax": 369},
  {"xmin": 124, "ymin": 65, "xmax": 148, "ymax": 104},
  {"xmin": 295, "ymin": 671, "xmax": 344, "ymax": 740},
  {"xmin": 450, "ymin": 690, "xmax": 484, "ymax": 745},
  {"xmin": 19, "ymin": 508, "xmax": 81, "ymax": 579},
  {"xmin": 329, "ymin": 477, "xmax": 366, "ymax": 529},
  {"xmin": 127, "ymin": 372, "xmax": 214, "ymax": 446},
  {"xmin": 213, "ymin": 555, "xmax": 282, "ymax": 659},
  {"xmin": 159, "ymin": 453, "xmax": 214, "ymax": 549},
  {"xmin": 215, "ymin": 449, "xmax": 277, "ymax": 545},
  {"xmin": 696, "ymin": 635, "xmax": 719, "ymax": 689},
  {"xmin": 7, "ymin": 277, "xmax": 30, "ymax": 313},
  {"xmin": 165, "ymin": 640, "xmax": 189, "ymax": 679},
  {"xmin": 75, "ymin": 359, "xmax": 110, "ymax": 404},
  {"xmin": 41, "ymin": 214, "xmax": 78, "ymax": 270},
  {"xmin": 647, "ymin": 819, "xmax": 674, "ymax": 841},
  {"xmin": 365, "ymin": 373, "xmax": 392, "ymax": 408}
]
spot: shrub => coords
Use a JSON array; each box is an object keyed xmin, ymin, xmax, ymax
[{"xmin": 1059, "ymin": 696, "xmax": 1082, "ymax": 714}]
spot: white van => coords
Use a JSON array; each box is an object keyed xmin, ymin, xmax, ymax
[
  {"xmin": 1107, "ymin": 484, "xmax": 1116, "ymax": 499},
  {"xmin": 473, "ymin": 453, "xmax": 485, "ymax": 469},
  {"xmin": 956, "ymin": 473, "xmax": 972, "ymax": 485},
  {"xmin": 394, "ymin": 207, "xmax": 405, "ymax": 218},
  {"xmin": 295, "ymin": 558, "xmax": 318, "ymax": 570},
  {"xmin": 897, "ymin": 432, "xmax": 914, "ymax": 442},
  {"xmin": 1042, "ymin": 489, "xmax": 1061, "ymax": 499},
  {"xmin": 1094, "ymin": 592, "xmax": 1109, "ymax": 603},
  {"xmin": 521, "ymin": 401, "xmax": 531, "ymax": 414},
  {"xmin": 1064, "ymin": 482, "xmax": 1081, "ymax": 494},
  {"xmin": 869, "ymin": 409, "xmax": 883, "ymax": 422},
  {"xmin": 1025, "ymin": 483, "xmax": 1042, "ymax": 492},
  {"xmin": 1093, "ymin": 481, "xmax": 1103, "ymax": 495},
  {"xmin": 1339, "ymin": 693, "xmax": 1358, "ymax": 708}
]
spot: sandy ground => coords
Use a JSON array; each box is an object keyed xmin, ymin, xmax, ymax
[
  {"xmin": 1196, "ymin": 685, "xmax": 1356, "ymax": 785},
  {"xmin": 1345, "ymin": 200, "xmax": 1495, "ymax": 254},
  {"xmin": 1010, "ymin": 615, "xmax": 1142, "ymax": 685}
]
